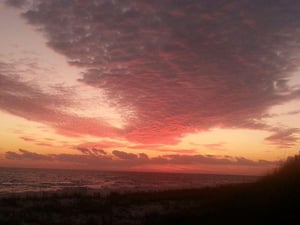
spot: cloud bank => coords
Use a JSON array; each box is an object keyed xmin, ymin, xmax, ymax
[
  {"xmin": 5, "ymin": 148, "xmax": 279, "ymax": 170},
  {"xmin": 3, "ymin": 0, "xmax": 300, "ymax": 146}
]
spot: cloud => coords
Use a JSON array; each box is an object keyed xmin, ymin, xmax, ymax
[
  {"xmin": 51, "ymin": 153, "xmax": 111, "ymax": 164},
  {"xmin": 77, "ymin": 141, "xmax": 127, "ymax": 150},
  {"xmin": 0, "ymin": 72, "xmax": 119, "ymax": 139},
  {"xmin": 35, "ymin": 142, "xmax": 54, "ymax": 147},
  {"xmin": 265, "ymin": 128, "xmax": 299, "ymax": 148},
  {"xmin": 282, "ymin": 110, "xmax": 300, "ymax": 116},
  {"xmin": 76, "ymin": 147, "xmax": 91, "ymax": 155},
  {"xmin": 19, "ymin": 136, "xmax": 55, "ymax": 147},
  {"xmin": 112, "ymin": 150, "xmax": 138, "ymax": 160},
  {"xmin": 6, "ymin": 149, "xmax": 279, "ymax": 168},
  {"xmin": 6, "ymin": 149, "xmax": 52, "ymax": 161},
  {"xmin": 20, "ymin": 136, "xmax": 35, "ymax": 142},
  {"xmin": 159, "ymin": 154, "xmax": 276, "ymax": 166},
  {"xmin": 4, "ymin": 0, "xmax": 300, "ymax": 144},
  {"xmin": 5, "ymin": 148, "xmax": 111, "ymax": 165},
  {"xmin": 5, "ymin": 0, "xmax": 26, "ymax": 7},
  {"xmin": 92, "ymin": 148, "xmax": 107, "ymax": 155},
  {"xmin": 202, "ymin": 143, "xmax": 226, "ymax": 151},
  {"xmin": 129, "ymin": 143, "xmax": 198, "ymax": 154},
  {"xmin": 0, "ymin": 73, "xmax": 67, "ymax": 122},
  {"xmin": 76, "ymin": 146, "xmax": 107, "ymax": 155},
  {"xmin": 129, "ymin": 144, "xmax": 164, "ymax": 150},
  {"xmin": 139, "ymin": 153, "xmax": 149, "ymax": 160}
]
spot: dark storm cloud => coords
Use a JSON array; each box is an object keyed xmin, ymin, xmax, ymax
[
  {"xmin": 5, "ymin": 0, "xmax": 300, "ymax": 144},
  {"xmin": 5, "ymin": 149, "xmax": 279, "ymax": 167}
]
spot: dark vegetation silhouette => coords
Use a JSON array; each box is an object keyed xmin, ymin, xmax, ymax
[{"xmin": 1, "ymin": 154, "xmax": 300, "ymax": 225}]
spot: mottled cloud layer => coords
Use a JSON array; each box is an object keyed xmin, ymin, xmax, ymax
[{"xmin": 3, "ymin": 0, "xmax": 300, "ymax": 146}]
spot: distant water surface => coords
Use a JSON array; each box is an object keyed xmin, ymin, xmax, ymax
[{"xmin": 0, "ymin": 167, "xmax": 259, "ymax": 194}]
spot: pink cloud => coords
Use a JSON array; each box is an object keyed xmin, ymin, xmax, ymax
[
  {"xmin": 3, "ymin": 0, "xmax": 300, "ymax": 145},
  {"xmin": 20, "ymin": 136, "xmax": 35, "ymax": 142},
  {"xmin": 0, "ymin": 74, "xmax": 120, "ymax": 139},
  {"xmin": 36, "ymin": 142, "xmax": 54, "ymax": 147},
  {"xmin": 265, "ymin": 128, "xmax": 299, "ymax": 148},
  {"xmin": 19, "ymin": 136, "xmax": 54, "ymax": 147},
  {"xmin": 77, "ymin": 141, "xmax": 126, "ymax": 150},
  {"xmin": 202, "ymin": 143, "xmax": 226, "ymax": 151}
]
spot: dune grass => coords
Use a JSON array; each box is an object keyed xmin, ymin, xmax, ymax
[{"xmin": 1, "ymin": 155, "xmax": 300, "ymax": 225}]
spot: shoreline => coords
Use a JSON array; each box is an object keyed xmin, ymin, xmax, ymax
[{"xmin": 1, "ymin": 156, "xmax": 299, "ymax": 224}]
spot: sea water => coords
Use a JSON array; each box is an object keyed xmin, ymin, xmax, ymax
[{"xmin": 0, "ymin": 167, "xmax": 258, "ymax": 194}]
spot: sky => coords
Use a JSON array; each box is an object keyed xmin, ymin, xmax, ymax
[{"xmin": 1, "ymin": 0, "xmax": 300, "ymax": 175}]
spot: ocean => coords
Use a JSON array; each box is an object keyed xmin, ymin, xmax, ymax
[{"xmin": 0, "ymin": 167, "xmax": 259, "ymax": 195}]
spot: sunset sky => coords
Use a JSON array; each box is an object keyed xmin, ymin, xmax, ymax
[{"xmin": 1, "ymin": 0, "xmax": 300, "ymax": 175}]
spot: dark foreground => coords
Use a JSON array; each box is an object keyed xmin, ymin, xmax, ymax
[{"xmin": 1, "ymin": 156, "xmax": 300, "ymax": 225}]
